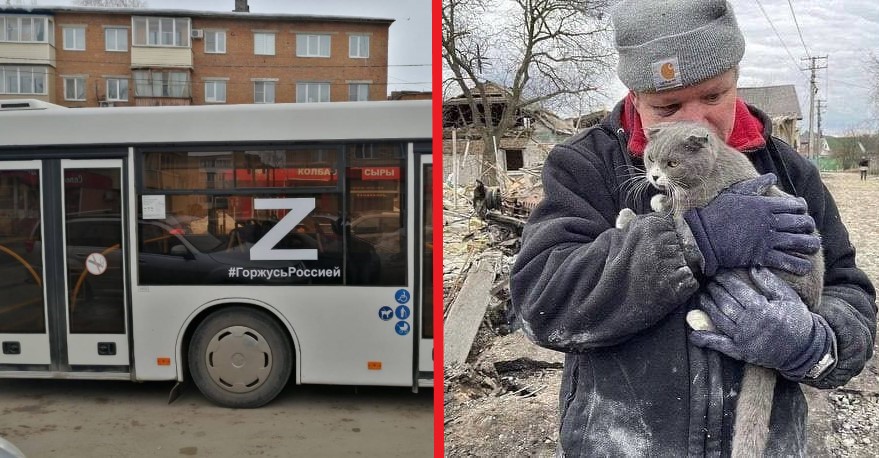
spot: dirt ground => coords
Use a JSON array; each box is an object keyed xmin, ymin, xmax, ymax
[
  {"xmin": 0, "ymin": 379, "xmax": 433, "ymax": 457},
  {"xmin": 443, "ymin": 171, "xmax": 879, "ymax": 457}
]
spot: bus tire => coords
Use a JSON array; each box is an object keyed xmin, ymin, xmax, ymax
[{"xmin": 188, "ymin": 307, "xmax": 292, "ymax": 408}]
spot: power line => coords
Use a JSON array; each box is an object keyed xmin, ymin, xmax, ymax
[
  {"xmin": 786, "ymin": 0, "xmax": 810, "ymax": 59},
  {"xmin": 754, "ymin": 0, "xmax": 805, "ymax": 76}
]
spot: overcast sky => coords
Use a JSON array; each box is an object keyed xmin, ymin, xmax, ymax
[
  {"xmin": 601, "ymin": 0, "xmax": 879, "ymax": 136},
  {"xmin": 39, "ymin": 0, "xmax": 432, "ymax": 95}
]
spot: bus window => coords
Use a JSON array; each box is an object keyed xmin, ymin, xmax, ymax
[
  {"xmin": 0, "ymin": 169, "xmax": 44, "ymax": 333},
  {"xmin": 346, "ymin": 143, "xmax": 406, "ymax": 285}
]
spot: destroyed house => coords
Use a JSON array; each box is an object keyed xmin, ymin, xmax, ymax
[
  {"xmin": 442, "ymin": 83, "xmax": 575, "ymax": 185},
  {"xmin": 738, "ymin": 85, "xmax": 802, "ymax": 148}
]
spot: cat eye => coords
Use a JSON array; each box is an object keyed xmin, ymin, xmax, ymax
[{"xmin": 667, "ymin": 160, "xmax": 679, "ymax": 168}]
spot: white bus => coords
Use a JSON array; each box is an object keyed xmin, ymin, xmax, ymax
[{"xmin": 0, "ymin": 99, "xmax": 434, "ymax": 407}]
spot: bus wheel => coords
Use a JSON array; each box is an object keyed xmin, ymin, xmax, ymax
[{"xmin": 188, "ymin": 307, "xmax": 292, "ymax": 408}]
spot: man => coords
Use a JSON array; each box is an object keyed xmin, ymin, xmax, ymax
[
  {"xmin": 859, "ymin": 156, "xmax": 869, "ymax": 180},
  {"xmin": 510, "ymin": 1, "xmax": 876, "ymax": 456}
]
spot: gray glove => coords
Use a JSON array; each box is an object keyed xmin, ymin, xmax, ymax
[
  {"xmin": 689, "ymin": 267, "xmax": 834, "ymax": 380},
  {"xmin": 683, "ymin": 174, "xmax": 819, "ymax": 276}
]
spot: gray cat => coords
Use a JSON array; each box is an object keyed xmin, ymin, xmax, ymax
[{"xmin": 615, "ymin": 121, "xmax": 823, "ymax": 457}]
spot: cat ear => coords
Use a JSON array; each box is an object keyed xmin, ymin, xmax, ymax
[
  {"xmin": 686, "ymin": 134, "xmax": 710, "ymax": 149},
  {"xmin": 644, "ymin": 126, "xmax": 662, "ymax": 140}
]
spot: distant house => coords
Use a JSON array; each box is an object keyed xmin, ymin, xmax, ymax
[
  {"xmin": 389, "ymin": 91, "xmax": 431, "ymax": 101},
  {"xmin": 738, "ymin": 85, "xmax": 802, "ymax": 149},
  {"xmin": 442, "ymin": 83, "xmax": 576, "ymax": 184},
  {"xmin": 569, "ymin": 109, "xmax": 611, "ymax": 130}
]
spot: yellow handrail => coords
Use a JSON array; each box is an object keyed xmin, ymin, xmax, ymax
[{"xmin": 0, "ymin": 244, "xmax": 42, "ymax": 287}]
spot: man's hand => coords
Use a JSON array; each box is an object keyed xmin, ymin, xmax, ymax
[
  {"xmin": 689, "ymin": 267, "xmax": 834, "ymax": 380},
  {"xmin": 683, "ymin": 173, "xmax": 819, "ymax": 276}
]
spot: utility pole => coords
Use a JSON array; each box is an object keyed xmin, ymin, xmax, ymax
[
  {"xmin": 802, "ymin": 56, "xmax": 828, "ymax": 163},
  {"xmin": 816, "ymin": 99, "xmax": 825, "ymax": 147}
]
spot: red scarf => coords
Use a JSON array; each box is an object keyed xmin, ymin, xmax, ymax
[{"xmin": 620, "ymin": 92, "xmax": 766, "ymax": 156}]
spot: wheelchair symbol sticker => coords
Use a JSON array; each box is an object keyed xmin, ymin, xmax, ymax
[
  {"xmin": 395, "ymin": 321, "xmax": 410, "ymax": 336},
  {"xmin": 395, "ymin": 305, "xmax": 410, "ymax": 320},
  {"xmin": 395, "ymin": 289, "xmax": 410, "ymax": 304},
  {"xmin": 378, "ymin": 306, "xmax": 394, "ymax": 321}
]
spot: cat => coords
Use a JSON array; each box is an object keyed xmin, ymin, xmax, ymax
[{"xmin": 615, "ymin": 121, "xmax": 823, "ymax": 457}]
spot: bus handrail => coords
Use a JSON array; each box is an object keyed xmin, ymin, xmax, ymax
[{"xmin": 0, "ymin": 244, "xmax": 42, "ymax": 287}]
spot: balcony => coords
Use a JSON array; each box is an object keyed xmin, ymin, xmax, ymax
[
  {"xmin": 0, "ymin": 42, "xmax": 55, "ymax": 67},
  {"xmin": 131, "ymin": 46, "xmax": 193, "ymax": 68}
]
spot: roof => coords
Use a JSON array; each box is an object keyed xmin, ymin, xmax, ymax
[
  {"xmin": 445, "ymin": 81, "xmax": 510, "ymax": 104},
  {"xmin": 738, "ymin": 85, "xmax": 802, "ymax": 120},
  {"xmin": 825, "ymin": 136, "xmax": 865, "ymax": 153},
  {"xmin": 0, "ymin": 5, "xmax": 393, "ymax": 24},
  {"xmin": 0, "ymin": 100, "xmax": 430, "ymax": 147}
]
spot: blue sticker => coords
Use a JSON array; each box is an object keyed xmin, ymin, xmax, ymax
[
  {"xmin": 378, "ymin": 306, "xmax": 394, "ymax": 321},
  {"xmin": 395, "ymin": 321, "xmax": 411, "ymax": 336},
  {"xmin": 395, "ymin": 305, "xmax": 410, "ymax": 320},
  {"xmin": 395, "ymin": 289, "xmax": 410, "ymax": 304}
]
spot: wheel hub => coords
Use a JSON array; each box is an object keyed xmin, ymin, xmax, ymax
[{"xmin": 204, "ymin": 326, "xmax": 273, "ymax": 393}]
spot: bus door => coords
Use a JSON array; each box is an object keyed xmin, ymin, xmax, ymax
[
  {"xmin": 0, "ymin": 159, "xmax": 129, "ymax": 372},
  {"xmin": 415, "ymin": 148, "xmax": 433, "ymax": 386}
]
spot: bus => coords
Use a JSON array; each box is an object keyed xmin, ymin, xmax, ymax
[{"xmin": 0, "ymin": 99, "xmax": 434, "ymax": 408}]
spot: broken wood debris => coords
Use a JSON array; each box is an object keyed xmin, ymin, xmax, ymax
[{"xmin": 444, "ymin": 251, "xmax": 503, "ymax": 366}]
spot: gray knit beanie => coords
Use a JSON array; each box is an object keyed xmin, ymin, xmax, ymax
[{"xmin": 612, "ymin": 0, "xmax": 745, "ymax": 92}]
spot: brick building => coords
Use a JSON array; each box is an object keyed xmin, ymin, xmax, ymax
[{"xmin": 0, "ymin": 1, "xmax": 391, "ymax": 107}]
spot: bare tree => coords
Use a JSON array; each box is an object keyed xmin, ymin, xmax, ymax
[
  {"xmin": 72, "ymin": 0, "xmax": 148, "ymax": 7},
  {"xmin": 442, "ymin": 0, "xmax": 615, "ymax": 185}
]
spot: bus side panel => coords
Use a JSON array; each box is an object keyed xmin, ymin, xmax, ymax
[{"xmin": 130, "ymin": 286, "xmax": 413, "ymax": 386}]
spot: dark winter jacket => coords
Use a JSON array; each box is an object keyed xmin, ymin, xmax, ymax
[{"xmin": 510, "ymin": 101, "xmax": 877, "ymax": 457}]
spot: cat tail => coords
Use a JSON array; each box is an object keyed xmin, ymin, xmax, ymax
[{"xmin": 730, "ymin": 365, "xmax": 776, "ymax": 458}]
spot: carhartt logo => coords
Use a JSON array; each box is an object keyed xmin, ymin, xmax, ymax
[
  {"xmin": 660, "ymin": 62, "xmax": 676, "ymax": 80},
  {"xmin": 652, "ymin": 57, "xmax": 683, "ymax": 90}
]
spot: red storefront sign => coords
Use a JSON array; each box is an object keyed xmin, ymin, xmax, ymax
[
  {"xmin": 361, "ymin": 167, "xmax": 400, "ymax": 181},
  {"xmin": 231, "ymin": 167, "xmax": 338, "ymax": 184},
  {"xmin": 288, "ymin": 167, "xmax": 335, "ymax": 181}
]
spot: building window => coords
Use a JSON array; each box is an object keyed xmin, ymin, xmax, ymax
[
  {"xmin": 205, "ymin": 30, "xmax": 225, "ymax": 54},
  {"xmin": 204, "ymin": 80, "xmax": 226, "ymax": 103},
  {"xmin": 253, "ymin": 32, "xmax": 275, "ymax": 56},
  {"xmin": 254, "ymin": 81, "xmax": 275, "ymax": 103},
  {"xmin": 296, "ymin": 34, "xmax": 330, "ymax": 58},
  {"xmin": 505, "ymin": 149, "xmax": 524, "ymax": 171},
  {"xmin": 296, "ymin": 83, "xmax": 330, "ymax": 103},
  {"xmin": 0, "ymin": 66, "xmax": 47, "ymax": 94},
  {"xmin": 132, "ymin": 17, "xmax": 190, "ymax": 47},
  {"xmin": 64, "ymin": 77, "xmax": 86, "ymax": 101},
  {"xmin": 0, "ymin": 16, "xmax": 48, "ymax": 42},
  {"xmin": 106, "ymin": 78, "xmax": 129, "ymax": 101},
  {"xmin": 133, "ymin": 70, "xmax": 191, "ymax": 97},
  {"xmin": 349, "ymin": 35, "xmax": 369, "ymax": 58},
  {"xmin": 63, "ymin": 26, "xmax": 86, "ymax": 51},
  {"xmin": 105, "ymin": 28, "xmax": 128, "ymax": 52},
  {"xmin": 348, "ymin": 83, "xmax": 369, "ymax": 102}
]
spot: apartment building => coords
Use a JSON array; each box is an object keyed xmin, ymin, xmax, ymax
[{"xmin": 0, "ymin": 1, "xmax": 391, "ymax": 107}]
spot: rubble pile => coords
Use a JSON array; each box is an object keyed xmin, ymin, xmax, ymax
[{"xmin": 824, "ymin": 387, "xmax": 879, "ymax": 455}]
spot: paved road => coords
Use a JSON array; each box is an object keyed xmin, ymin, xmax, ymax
[{"xmin": 0, "ymin": 379, "xmax": 432, "ymax": 457}]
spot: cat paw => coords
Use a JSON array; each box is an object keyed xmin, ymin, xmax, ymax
[
  {"xmin": 650, "ymin": 194, "xmax": 670, "ymax": 212},
  {"xmin": 686, "ymin": 309, "xmax": 716, "ymax": 332},
  {"xmin": 615, "ymin": 208, "xmax": 636, "ymax": 229}
]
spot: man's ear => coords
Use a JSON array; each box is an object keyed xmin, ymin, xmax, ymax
[{"xmin": 686, "ymin": 134, "xmax": 710, "ymax": 149}]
